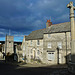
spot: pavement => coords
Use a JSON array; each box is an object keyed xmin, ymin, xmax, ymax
[{"xmin": 19, "ymin": 62, "xmax": 68, "ymax": 68}]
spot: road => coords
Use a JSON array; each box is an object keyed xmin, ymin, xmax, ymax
[{"xmin": 0, "ymin": 60, "xmax": 72, "ymax": 75}]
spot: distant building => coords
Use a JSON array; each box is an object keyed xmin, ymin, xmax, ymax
[
  {"xmin": 5, "ymin": 35, "xmax": 14, "ymax": 55},
  {"xmin": 0, "ymin": 37, "xmax": 23, "ymax": 62}
]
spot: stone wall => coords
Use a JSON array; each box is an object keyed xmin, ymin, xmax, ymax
[
  {"xmin": 43, "ymin": 32, "xmax": 71, "ymax": 64},
  {"xmin": 5, "ymin": 36, "xmax": 14, "ymax": 54},
  {"xmin": 25, "ymin": 39, "xmax": 43, "ymax": 63}
]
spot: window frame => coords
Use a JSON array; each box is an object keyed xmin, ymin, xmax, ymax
[
  {"xmin": 47, "ymin": 52, "xmax": 55, "ymax": 61},
  {"xmin": 48, "ymin": 42, "xmax": 51, "ymax": 48},
  {"xmin": 30, "ymin": 40, "xmax": 32, "ymax": 45},
  {"xmin": 48, "ymin": 34, "xmax": 50, "ymax": 38},
  {"xmin": 57, "ymin": 42, "xmax": 62, "ymax": 49},
  {"xmin": 37, "ymin": 40, "xmax": 40, "ymax": 46}
]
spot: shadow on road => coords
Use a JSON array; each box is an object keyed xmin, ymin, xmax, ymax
[
  {"xmin": 16, "ymin": 64, "xmax": 71, "ymax": 75},
  {"xmin": 0, "ymin": 60, "xmax": 73, "ymax": 75}
]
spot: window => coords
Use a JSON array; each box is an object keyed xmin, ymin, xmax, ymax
[
  {"xmin": 37, "ymin": 40, "xmax": 40, "ymax": 45},
  {"xmin": 30, "ymin": 40, "xmax": 32, "ymax": 45},
  {"xmin": 9, "ymin": 41, "xmax": 11, "ymax": 43},
  {"xmin": 47, "ymin": 52, "xmax": 55, "ymax": 60},
  {"xmin": 23, "ymin": 53, "xmax": 25, "ymax": 57},
  {"xmin": 69, "ymin": 53, "xmax": 71, "ymax": 61},
  {"xmin": 70, "ymin": 32, "xmax": 71, "ymax": 36},
  {"xmin": 31, "ymin": 49, "xmax": 32, "ymax": 53},
  {"xmin": 57, "ymin": 42, "xmax": 62, "ymax": 49},
  {"xmin": 48, "ymin": 34, "xmax": 50, "ymax": 38},
  {"xmin": 31, "ymin": 55, "xmax": 33, "ymax": 59},
  {"xmin": 48, "ymin": 42, "xmax": 51, "ymax": 48},
  {"xmin": 37, "ymin": 50, "xmax": 40, "ymax": 55}
]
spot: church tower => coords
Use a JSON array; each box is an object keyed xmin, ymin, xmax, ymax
[{"xmin": 5, "ymin": 35, "xmax": 14, "ymax": 55}]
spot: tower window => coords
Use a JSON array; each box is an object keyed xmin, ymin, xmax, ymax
[{"xmin": 9, "ymin": 42, "xmax": 11, "ymax": 43}]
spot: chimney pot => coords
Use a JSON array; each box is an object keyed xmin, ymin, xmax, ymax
[{"xmin": 46, "ymin": 19, "xmax": 52, "ymax": 28}]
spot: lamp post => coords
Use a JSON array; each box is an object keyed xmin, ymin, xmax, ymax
[{"xmin": 67, "ymin": 2, "xmax": 75, "ymax": 73}]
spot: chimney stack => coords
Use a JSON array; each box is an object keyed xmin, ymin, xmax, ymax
[{"xmin": 46, "ymin": 19, "xmax": 52, "ymax": 28}]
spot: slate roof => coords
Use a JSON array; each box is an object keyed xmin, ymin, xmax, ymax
[
  {"xmin": 44, "ymin": 22, "xmax": 71, "ymax": 34},
  {"xmin": 26, "ymin": 29, "xmax": 46, "ymax": 40},
  {"xmin": 26, "ymin": 22, "xmax": 71, "ymax": 40}
]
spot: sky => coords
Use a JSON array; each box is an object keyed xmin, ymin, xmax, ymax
[{"xmin": 0, "ymin": 0, "xmax": 75, "ymax": 42}]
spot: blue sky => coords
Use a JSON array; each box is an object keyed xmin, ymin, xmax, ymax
[{"xmin": 0, "ymin": 0, "xmax": 75, "ymax": 42}]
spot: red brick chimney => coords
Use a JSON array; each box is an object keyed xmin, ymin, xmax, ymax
[{"xmin": 46, "ymin": 20, "xmax": 52, "ymax": 28}]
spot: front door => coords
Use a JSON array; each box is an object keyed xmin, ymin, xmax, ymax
[{"xmin": 33, "ymin": 50, "xmax": 36, "ymax": 59}]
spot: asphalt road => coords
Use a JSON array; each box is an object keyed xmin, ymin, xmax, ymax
[{"xmin": 0, "ymin": 60, "xmax": 72, "ymax": 75}]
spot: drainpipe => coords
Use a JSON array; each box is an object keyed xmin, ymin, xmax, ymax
[
  {"xmin": 57, "ymin": 47, "xmax": 59, "ymax": 64},
  {"xmin": 65, "ymin": 32, "xmax": 67, "ymax": 64}
]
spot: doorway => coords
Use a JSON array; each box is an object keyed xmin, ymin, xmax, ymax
[{"xmin": 59, "ymin": 54, "xmax": 62, "ymax": 64}]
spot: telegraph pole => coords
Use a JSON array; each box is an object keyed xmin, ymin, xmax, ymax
[{"xmin": 67, "ymin": 2, "xmax": 75, "ymax": 73}]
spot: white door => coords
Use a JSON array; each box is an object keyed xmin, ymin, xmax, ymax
[{"xmin": 59, "ymin": 54, "xmax": 62, "ymax": 64}]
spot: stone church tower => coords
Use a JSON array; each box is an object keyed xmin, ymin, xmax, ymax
[{"xmin": 5, "ymin": 35, "xmax": 14, "ymax": 55}]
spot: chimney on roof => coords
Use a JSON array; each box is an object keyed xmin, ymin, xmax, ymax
[{"xmin": 46, "ymin": 19, "xmax": 52, "ymax": 28}]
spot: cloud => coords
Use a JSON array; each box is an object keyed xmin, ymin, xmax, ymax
[
  {"xmin": 0, "ymin": 32, "xmax": 5, "ymax": 34},
  {"xmin": 0, "ymin": 0, "xmax": 74, "ymax": 41}
]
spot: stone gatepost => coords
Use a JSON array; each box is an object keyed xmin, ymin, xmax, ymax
[{"xmin": 67, "ymin": 2, "xmax": 75, "ymax": 73}]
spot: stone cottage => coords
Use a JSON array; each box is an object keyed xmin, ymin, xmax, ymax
[{"xmin": 22, "ymin": 20, "xmax": 71, "ymax": 64}]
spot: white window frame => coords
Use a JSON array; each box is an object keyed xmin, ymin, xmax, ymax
[
  {"xmin": 30, "ymin": 40, "xmax": 32, "ymax": 45},
  {"xmin": 37, "ymin": 40, "xmax": 40, "ymax": 45},
  {"xmin": 48, "ymin": 34, "xmax": 50, "ymax": 38},
  {"xmin": 70, "ymin": 32, "xmax": 71, "ymax": 36},
  {"xmin": 57, "ymin": 42, "xmax": 62, "ymax": 49},
  {"xmin": 23, "ymin": 53, "xmax": 25, "ymax": 57},
  {"xmin": 48, "ymin": 42, "xmax": 51, "ymax": 48},
  {"xmin": 47, "ymin": 52, "xmax": 55, "ymax": 61}
]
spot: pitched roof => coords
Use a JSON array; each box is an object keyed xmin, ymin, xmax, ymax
[
  {"xmin": 26, "ymin": 29, "xmax": 46, "ymax": 40},
  {"xmin": 26, "ymin": 22, "xmax": 71, "ymax": 40},
  {"xmin": 44, "ymin": 22, "xmax": 71, "ymax": 34}
]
